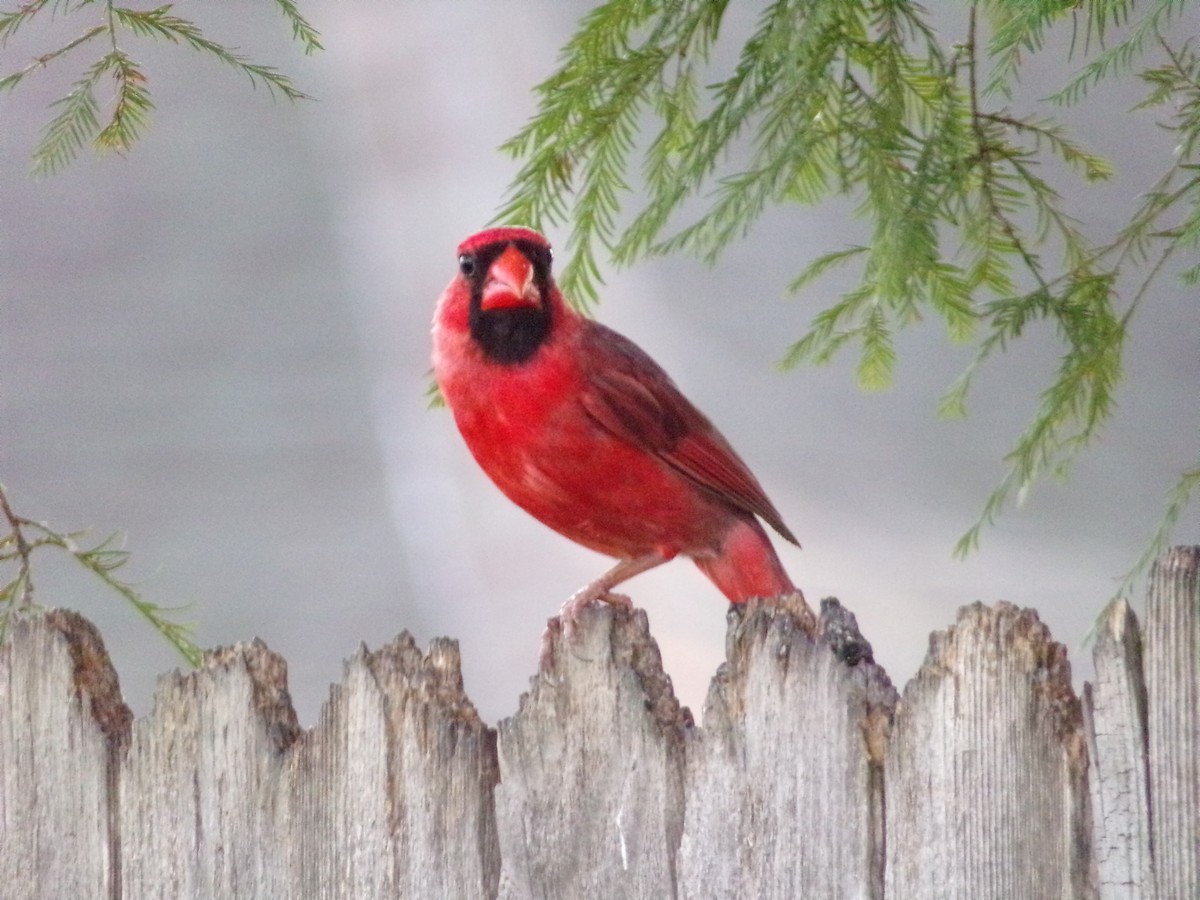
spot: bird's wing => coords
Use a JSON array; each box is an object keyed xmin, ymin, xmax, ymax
[{"xmin": 577, "ymin": 323, "xmax": 798, "ymax": 545}]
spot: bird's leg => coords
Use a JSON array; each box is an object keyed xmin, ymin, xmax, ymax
[
  {"xmin": 540, "ymin": 553, "xmax": 671, "ymax": 668},
  {"xmin": 560, "ymin": 553, "xmax": 670, "ymax": 622}
]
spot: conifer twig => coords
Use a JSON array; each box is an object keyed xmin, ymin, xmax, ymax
[{"xmin": 0, "ymin": 485, "xmax": 202, "ymax": 666}]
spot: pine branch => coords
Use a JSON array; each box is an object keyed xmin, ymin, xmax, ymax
[
  {"xmin": 785, "ymin": 245, "xmax": 869, "ymax": 294},
  {"xmin": 979, "ymin": 113, "xmax": 1114, "ymax": 181},
  {"xmin": 93, "ymin": 50, "xmax": 154, "ymax": 153},
  {"xmin": 0, "ymin": 23, "xmax": 107, "ymax": 92},
  {"xmin": 980, "ymin": 0, "xmax": 1077, "ymax": 99},
  {"xmin": 0, "ymin": 484, "xmax": 203, "ymax": 667},
  {"xmin": 30, "ymin": 58, "xmax": 104, "ymax": 175},
  {"xmin": 3, "ymin": 0, "xmax": 320, "ymax": 171},
  {"xmin": 109, "ymin": 6, "xmax": 312, "ymax": 100},
  {"xmin": 954, "ymin": 273, "xmax": 1124, "ymax": 556},
  {"xmin": 271, "ymin": 0, "xmax": 322, "ymax": 54},
  {"xmin": 1049, "ymin": 0, "xmax": 1187, "ymax": 106},
  {"xmin": 0, "ymin": 485, "xmax": 36, "ymax": 609},
  {"xmin": 1114, "ymin": 463, "xmax": 1200, "ymax": 596},
  {"xmin": 497, "ymin": 0, "xmax": 703, "ymax": 307},
  {"xmin": 69, "ymin": 530, "xmax": 203, "ymax": 666},
  {"xmin": 498, "ymin": 0, "xmax": 1200, "ymax": 566},
  {"xmin": 0, "ymin": 1, "xmax": 51, "ymax": 47}
]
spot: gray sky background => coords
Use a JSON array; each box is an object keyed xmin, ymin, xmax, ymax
[{"xmin": 3, "ymin": 2, "xmax": 1198, "ymax": 725}]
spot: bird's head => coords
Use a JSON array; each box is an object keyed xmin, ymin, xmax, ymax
[{"xmin": 454, "ymin": 227, "xmax": 557, "ymax": 365}]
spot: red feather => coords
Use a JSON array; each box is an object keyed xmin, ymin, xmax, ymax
[{"xmin": 432, "ymin": 227, "xmax": 800, "ymax": 608}]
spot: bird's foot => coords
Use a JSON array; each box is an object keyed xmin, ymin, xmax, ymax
[
  {"xmin": 538, "ymin": 584, "xmax": 633, "ymax": 670},
  {"xmin": 561, "ymin": 581, "xmax": 631, "ymax": 637},
  {"xmin": 537, "ymin": 554, "xmax": 665, "ymax": 672},
  {"xmin": 560, "ymin": 584, "xmax": 631, "ymax": 619}
]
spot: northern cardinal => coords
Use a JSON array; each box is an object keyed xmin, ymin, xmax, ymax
[{"xmin": 432, "ymin": 226, "xmax": 804, "ymax": 625}]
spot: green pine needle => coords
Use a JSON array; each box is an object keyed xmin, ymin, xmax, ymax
[
  {"xmin": 271, "ymin": 0, "xmax": 323, "ymax": 55},
  {"xmin": 4, "ymin": 0, "xmax": 321, "ymax": 172},
  {"xmin": 0, "ymin": 485, "xmax": 204, "ymax": 668},
  {"xmin": 424, "ymin": 376, "xmax": 446, "ymax": 410},
  {"xmin": 498, "ymin": 0, "xmax": 1200, "ymax": 569},
  {"xmin": 31, "ymin": 64, "xmax": 104, "ymax": 176},
  {"xmin": 93, "ymin": 51, "xmax": 155, "ymax": 154},
  {"xmin": 110, "ymin": 6, "xmax": 312, "ymax": 101}
]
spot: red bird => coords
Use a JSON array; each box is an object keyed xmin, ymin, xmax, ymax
[{"xmin": 432, "ymin": 226, "xmax": 803, "ymax": 624}]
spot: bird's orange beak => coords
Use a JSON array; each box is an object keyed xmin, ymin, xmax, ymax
[{"xmin": 481, "ymin": 244, "xmax": 540, "ymax": 311}]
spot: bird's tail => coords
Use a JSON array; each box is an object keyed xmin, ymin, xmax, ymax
[{"xmin": 693, "ymin": 517, "xmax": 796, "ymax": 603}]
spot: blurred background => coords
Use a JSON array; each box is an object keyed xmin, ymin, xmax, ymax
[{"xmin": 2, "ymin": 1, "xmax": 1197, "ymax": 726}]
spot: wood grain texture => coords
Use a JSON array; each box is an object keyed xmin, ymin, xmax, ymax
[
  {"xmin": 118, "ymin": 639, "xmax": 299, "ymax": 900},
  {"xmin": 276, "ymin": 633, "xmax": 499, "ymax": 899},
  {"xmin": 678, "ymin": 595, "xmax": 895, "ymax": 900},
  {"xmin": 1143, "ymin": 547, "xmax": 1200, "ymax": 900},
  {"xmin": 1084, "ymin": 600, "xmax": 1154, "ymax": 900},
  {"xmin": 494, "ymin": 605, "xmax": 689, "ymax": 900},
  {"xmin": 884, "ymin": 601, "xmax": 1097, "ymax": 900},
  {"xmin": 2, "ymin": 548, "xmax": 1198, "ymax": 898},
  {"xmin": 0, "ymin": 611, "xmax": 129, "ymax": 900}
]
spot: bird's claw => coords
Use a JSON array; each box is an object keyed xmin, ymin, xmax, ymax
[
  {"xmin": 539, "ymin": 586, "xmax": 633, "ymax": 671},
  {"xmin": 560, "ymin": 586, "xmax": 630, "ymax": 640},
  {"xmin": 560, "ymin": 586, "xmax": 630, "ymax": 617}
]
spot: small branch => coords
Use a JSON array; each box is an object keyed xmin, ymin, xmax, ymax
[
  {"xmin": 0, "ymin": 485, "xmax": 203, "ymax": 665},
  {"xmin": 0, "ymin": 484, "xmax": 35, "ymax": 608},
  {"xmin": 1156, "ymin": 31, "xmax": 1200, "ymax": 94},
  {"xmin": 965, "ymin": 5, "xmax": 1050, "ymax": 294},
  {"xmin": 0, "ymin": 24, "xmax": 107, "ymax": 89}
]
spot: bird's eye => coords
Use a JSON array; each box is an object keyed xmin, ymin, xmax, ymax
[{"xmin": 458, "ymin": 254, "xmax": 476, "ymax": 277}]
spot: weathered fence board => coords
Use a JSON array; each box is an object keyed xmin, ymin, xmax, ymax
[
  {"xmin": 0, "ymin": 611, "xmax": 125, "ymax": 900},
  {"xmin": 119, "ymin": 641, "xmax": 292, "ymax": 899},
  {"xmin": 1084, "ymin": 599, "xmax": 1154, "ymax": 900},
  {"xmin": 284, "ymin": 636, "xmax": 500, "ymax": 898},
  {"xmin": 1, "ymin": 548, "xmax": 1198, "ymax": 899},
  {"xmin": 117, "ymin": 635, "xmax": 499, "ymax": 900},
  {"xmin": 884, "ymin": 602, "xmax": 1095, "ymax": 900},
  {"xmin": 678, "ymin": 596, "xmax": 893, "ymax": 900},
  {"xmin": 1144, "ymin": 547, "xmax": 1200, "ymax": 900},
  {"xmin": 495, "ymin": 609, "xmax": 687, "ymax": 900}
]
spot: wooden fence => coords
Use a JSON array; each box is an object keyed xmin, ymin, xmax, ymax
[{"xmin": 1, "ymin": 548, "xmax": 1197, "ymax": 900}]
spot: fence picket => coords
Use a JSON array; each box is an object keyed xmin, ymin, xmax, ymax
[{"xmin": 1, "ymin": 549, "xmax": 1197, "ymax": 899}]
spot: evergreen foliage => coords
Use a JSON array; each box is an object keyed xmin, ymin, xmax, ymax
[
  {"xmin": 0, "ymin": 485, "xmax": 204, "ymax": 666},
  {"xmin": 497, "ymin": 0, "xmax": 1200, "ymax": 591},
  {"xmin": 0, "ymin": 0, "xmax": 319, "ymax": 176}
]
